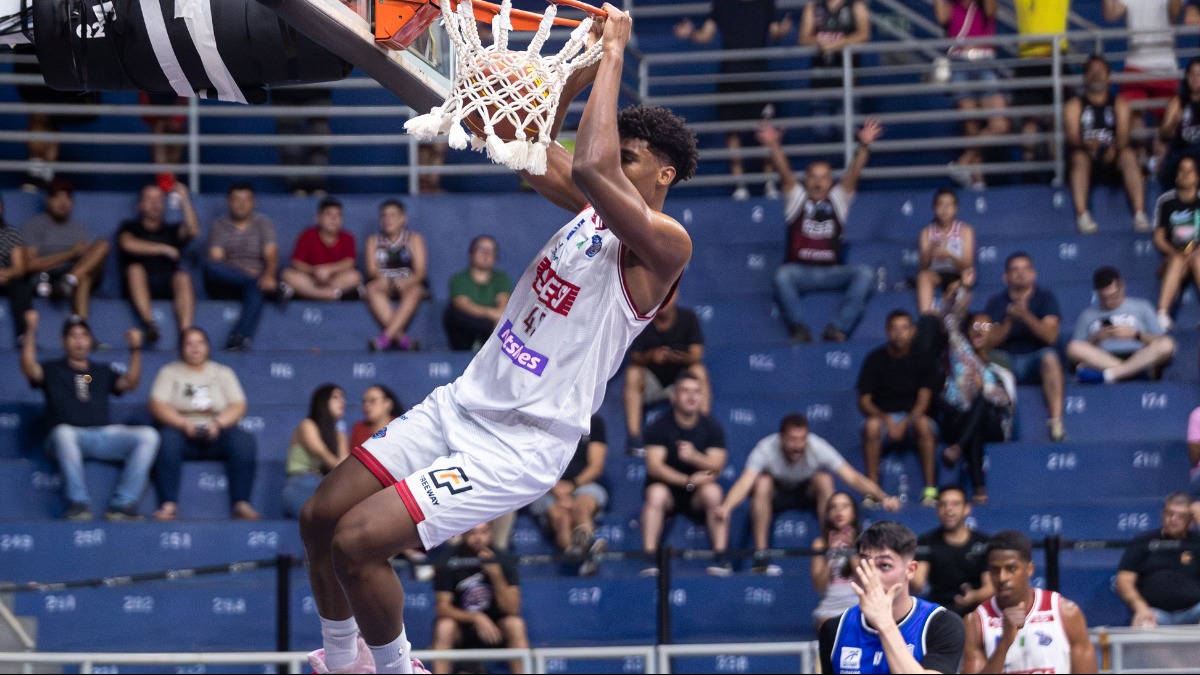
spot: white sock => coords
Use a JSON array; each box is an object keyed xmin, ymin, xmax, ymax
[
  {"xmin": 319, "ymin": 615, "xmax": 360, "ymax": 671},
  {"xmin": 369, "ymin": 626, "xmax": 413, "ymax": 674},
  {"xmin": 1103, "ymin": 368, "xmax": 1116, "ymax": 384}
]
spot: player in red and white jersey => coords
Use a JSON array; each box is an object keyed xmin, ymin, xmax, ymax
[
  {"xmin": 298, "ymin": 8, "xmax": 700, "ymax": 675},
  {"xmin": 962, "ymin": 531, "xmax": 1097, "ymax": 674}
]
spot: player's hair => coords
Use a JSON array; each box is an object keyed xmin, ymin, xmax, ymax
[
  {"xmin": 986, "ymin": 530, "xmax": 1033, "ymax": 563},
  {"xmin": 857, "ymin": 520, "xmax": 918, "ymax": 559},
  {"xmin": 1084, "ymin": 54, "xmax": 1111, "ymax": 74},
  {"xmin": 932, "ymin": 187, "xmax": 958, "ymax": 207},
  {"xmin": 617, "ymin": 105, "xmax": 698, "ymax": 185},
  {"xmin": 365, "ymin": 384, "xmax": 406, "ymax": 419},
  {"xmin": 937, "ymin": 485, "xmax": 968, "ymax": 502},
  {"xmin": 1004, "ymin": 251, "xmax": 1033, "ymax": 272},
  {"xmin": 886, "ymin": 309, "xmax": 913, "ymax": 326},
  {"xmin": 1165, "ymin": 491, "xmax": 1193, "ymax": 509},
  {"xmin": 227, "ymin": 182, "xmax": 255, "ymax": 196},
  {"xmin": 779, "ymin": 413, "xmax": 809, "ymax": 434},
  {"xmin": 1182, "ymin": 57, "xmax": 1200, "ymax": 100},
  {"xmin": 379, "ymin": 198, "xmax": 406, "ymax": 214},
  {"xmin": 1092, "ymin": 265, "xmax": 1122, "ymax": 290},
  {"xmin": 307, "ymin": 384, "xmax": 343, "ymax": 461},
  {"xmin": 317, "ymin": 197, "xmax": 343, "ymax": 213}
]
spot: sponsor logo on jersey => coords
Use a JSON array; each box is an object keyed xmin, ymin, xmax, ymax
[
  {"xmin": 430, "ymin": 467, "xmax": 473, "ymax": 495},
  {"xmin": 497, "ymin": 321, "xmax": 549, "ymax": 376},
  {"xmin": 418, "ymin": 474, "xmax": 439, "ymax": 506},
  {"xmin": 371, "ymin": 427, "xmax": 387, "ymax": 440},
  {"xmin": 839, "ymin": 647, "xmax": 862, "ymax": 671},
  {"xmin": 533, "ymin": 258, "xmax": 580, "ymax": 316},
  {"xmin": 585, "ymin": 235, "xmax": 603, "ymax": 258},
  {"xmin": 1036, "ymin": 630, "xmax": 1053, "ymax": 646}
]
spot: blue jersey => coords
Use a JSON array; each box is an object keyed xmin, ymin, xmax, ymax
[{"xmin": 830, "ymin": 599, "xmax": 947, "ymax": 674}]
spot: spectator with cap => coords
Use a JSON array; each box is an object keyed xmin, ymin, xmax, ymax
[
  {"xmin": 21, "ymin": 179, "xmax": 109, "ymax": 321},
  {"xmin": 203, "ymin": 183, "xmax": 281, "ymax": 352},
  {"xmin": 1066, "ymin": 265, "xmax": 1176, "ymax": 384},
  {"xmin": 443, "ymin": 234, "xmax": 512, "ymax": 351},
  {"xmin": 1116, "ymin": 492, "xmax": 1200, "ymax": 626},
  {"xmin": 280, "ymin": 197, "xmax": 363, "ymax": 302}
]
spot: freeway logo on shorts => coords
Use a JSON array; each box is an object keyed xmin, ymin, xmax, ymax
[{"xmin": 430, "ymin": 467, "xmax": 473, "ymax": 495}]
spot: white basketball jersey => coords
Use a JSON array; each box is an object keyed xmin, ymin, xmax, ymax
[
  {"xmin": 976, "ymin": 589, "xmax": 1073, "ymax": 674},
  {"xmin": 452, "ymin": 206, "xmax": 672, "ymax": 437}
]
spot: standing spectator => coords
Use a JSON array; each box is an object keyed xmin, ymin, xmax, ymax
[
  {"xmin": 0, "ymin": 197, "xmax": 33, "ymax": 345},
  {"xmin": 1066, "ymin": 56, "xmax": 1150, "ymax": 235},
  {"xmin": 349, "ymin": 384, "xmax": 405, "ymax": 449},
  {"xmin": 810, "ymin": 492, "xmax": 861, "ymax": 628},
  {"xmin": 760, "ymin": 120, "xmax": 882, "ymax": 344},
  {"xmin": 1116, "ymin": 492, "xmax": 1200, "ymax": 626},
  {"xmin": 148, "ymin": 327, "xmax": 261, "ymax": 521},
  {"xmin": 19, "ymin": 311, "xmax": 157, "ymax": 521},
  {"xmin": 282, "ymin": 384, "xmax": 350, "ymax": 519},
  {"xmin": 117, "ymin": 181, "xmax": 199, "ymax": 344},
  {"xmin": 526, "ymin": 414, "xmax": 609, "ymax": 576},
  {"xmin": 21, "ymin": 179, "xmax": 109, "ymax": 320},
  {"xmin": 1012, "ymin": 0, "xmax": 1071, "ymax": 166},
  {"xmin": 1158, "ymin": 58, "xmax": 1200, "ymax": 189},
  {"xmin": 203, "ymin": 183, "xmax": 280, "ymax": 352},
  {"xmin": 984, "ymin": 253, "xmax": 1066, "ymax": 442},
  {"xmin": 640, "ymin": 373, "xmax": 732, "ymax": 577},
  {"xmin": 1153, "ymin": 156, "xmax": 1200, "ymax": 330},
  {"xmin": 938, "ymin": 0, "xmax": 1008, "ymax": 192},
  {"xmin": 857, "ymin": 310, "xmax": 940, "ymax": 508},
  {"xmin": 364, "ymin": 199, "xmax": 428, "ymax": 352},
  {"xmin": 716, "ymin": 413, "xmax": 899, "ymax": 575},
  {"xmin": 913, "ymin": 486, "xmax": 993, "ymax": 616},
  {"xmin": 624, "ymin": 297, "xmax": 709, "ymax": 456},
  {"xmin": 281, "ymin": 198, "xmax": 363, "ymax": 301},
  {"xmin": 800, "ymin": 0, "xmax": 871, "ymax": 141},
  {"xmin": 431, "ymin": 522, "xmax": 529, "ymax": 675},
  {"xmin": 443, "ymin": 235, "xmax": 512, "ymax": 351},
  {"xmin": 272, "ymin": 87, "xmax": 332, "ymax": 196},
  {"xmin": 917, "ymin": 188, "xmax": 976, "ymax": 316},
  {"xmin": 1104, "ymin": 0, "xmax": 1181, "ymax": 169},
  {"xmin": 1067, "ymin": 266, "xmax": 1176, "ymax": 384},
  {"xmin": 674, "ymin": 0, "xmax": 792, "ymax": 199}
]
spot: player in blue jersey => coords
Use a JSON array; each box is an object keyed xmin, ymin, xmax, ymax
[{"xmin": 820, "ymin": 520, "xmax": 966, "ymax": 674}]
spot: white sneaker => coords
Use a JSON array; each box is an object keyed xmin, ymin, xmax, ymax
[
  {"xmin": 1158, "ymin": 311, "xmax": 1174, "ymax": 332},
  {"xmin": 731, "ymin": 184, "xmax": 750, "ymax": 201},
  {"xmin": 764, "ymin": 180, "xmax": 780, "ymax": 200},
  {"xmin": 1076, "ymin": 212, "xmax": 1098, "ymax": 235},
  {"xmin": 1133, "ymin": 212, "xmax": 1152, "ymax": 233}
]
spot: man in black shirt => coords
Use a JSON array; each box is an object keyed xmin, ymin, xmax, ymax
[
  {"xmin": 857, "ymin": 310, "xmax": 939, "ymax": 507},
  {"xmin": 624, "ymin": 298, "xmax": 709, "ymax": 456},
  {"xmin": 1116, "ymin": 492, "xmax": 1200, "ymax": 626},
  {"xmin": 914, "ymin": 486, "xmax": 993, "ymax": 615},
  {"xmin": 641, "ymin": 373, "xmax": 731, "ymax": 576},
  {"xmin": 431, "ymin": 521, "xmax": 528, "ymax": 674},
  {"xmin": 19, "ymin": 311, "xmax": 157, "ymax": 521}
]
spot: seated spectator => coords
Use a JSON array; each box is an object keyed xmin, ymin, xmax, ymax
[
  {"xmin": 640, "ymin": 373, "xmax": 731, "ymax": 577},
  {"xmin": 21, "ymin": 179, "xmax": 109, "ymax": 320},
  {"xmin": 431, "ymin": 522, "xmax": 529, "ymax": 675},
  {"xmin": 271, "ymin": 87, "xmax": 332, "ymax": 197},
  {"xmin": 1011, "ymin": 0, "xmax": 1069, "ymax": 168},
  {"xmin": 810, "ymin": 492, "xmax": 861, "ymax": 629},
  {"xmin": 203, "ymin": 183, "xmax": 280, "ymax": 352},
  {"xmin": 280, "ymin": 198, "xmax": 363, "ymax": 301},
  {"xmin": 800, "ymin": 0, "xmax": 870, "ymax": 141},
  {"xmin": 282, "ymin": 384, "xmax": 349, "ymax": 519},
  {"xmin": 526, "ymin": 414, "xmax": 608, "ymax": 576},
  {"xmin": 857, "ymin": 310, "xmax": 939, "ymax": 507},
  {"xmin": 984, "ymin": 253, "xmax": 1066, "ymax": 442},
  {"xmin": 1116, "ymin": 492, "xmax": 1200, "ymax": 626},
  {"xmin": 759, "ymin": 120, "xmax": 882, "ymax": 343},
  {"xmin": 148, "ymin": 327, "xmax": 261, "ymax": 520},
  {"xmin": 365, "ymin": 199, "xmax": 428, "ymax": 352},
  {"xmin": 917, "ymin": 189, "xmax": 976, "ymax": 315},
  {"xmin": 1067, "ymin": 266, "xmax": 1176, "ymax": 383},
  {"xmin": 443, "ymin": 235, "xmax": 512, "ymax": 351},
  {"xmin": 1153, "ymin": 156, "xmax": 1200, "ymax": 331},
  {"xmin": 1190, "ymin": 407, "xmax": 1200, "ymax": 524},
  {"xmin": 0, "ymin": 197, "xmax": 33, "ymax": 345},
  {"xmin": 12, "ymin": 46, "xmax": 99, "ymax": 191},
  {"xmin": 139, "ymin": 93, "xmax": 186, "ymax": 168},
  {"xmin": 19, "ymin": 311, "xmax": 157, "ymax": 521},
  {"xmin": 1104, "ymin": 0, "xmax": 1180, "ymax": 169},
  {"xmin": 1158, "ymin": 58, "xmax": 1200, "ymax": 189},
  {"xmin": 349, "ymin": 384, "xmax": 405, "ymax": 448},
  {"xmin": 716, "ymin": 413, "xmax": 899, "ymax": 575},
  {"xmin": 1065, "ymin": 56, "xmax": 1149, "ymax": 234},
  {"xmin": 117, "ymin": 182, "xmax": 199, "ymax": 344},
  {"xmin": 913, "ymin": 486, "xmax": 993, "ymax": 616},
  {"xmin": 624, "ymin": 296, "xmax": 709, "ymax": 456}
]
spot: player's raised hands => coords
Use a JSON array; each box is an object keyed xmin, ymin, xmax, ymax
[{"xmin": 600, "ymin": 4, "xmax": 631, "ymax": 50}]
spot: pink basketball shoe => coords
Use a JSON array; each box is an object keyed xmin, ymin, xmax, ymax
[{"xmin": 308, "ymin": 636, "xmax": 376, "ymax": 674}]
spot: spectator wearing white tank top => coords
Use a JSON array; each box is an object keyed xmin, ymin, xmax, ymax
[
  {"xmin": 1106, "ymin": 0, "xmax": 1181, "ymax": 169},
  {"xmin": 916, "ymin": 188, "xmax": 976, "ymax": 316}
]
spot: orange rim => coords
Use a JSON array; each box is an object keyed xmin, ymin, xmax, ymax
[{"xmin": 438, "ymin": 0, "xmax": 605, "ymax": 30}]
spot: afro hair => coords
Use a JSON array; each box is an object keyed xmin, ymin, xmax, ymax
[{"xmin": 617, "ymin": 105, "xmax": 699, "ymax": 185}]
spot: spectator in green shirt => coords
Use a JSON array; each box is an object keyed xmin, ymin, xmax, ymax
[{"xmin": 443, "ymin": 235, "xmax": 513, "ymax": 351}]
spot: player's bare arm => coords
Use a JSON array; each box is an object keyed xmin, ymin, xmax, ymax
[{"xmin": 1062, "ymin": 599, "xmax": 1098, "ymax": 673}]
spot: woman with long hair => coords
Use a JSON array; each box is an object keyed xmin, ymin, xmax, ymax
[
  {"xmin": 349, "ymin": 384, "xmax": 405, "ymax": 449},
  {"xmin": 282, "ymin": 384, "xmax": 350, "ymax": 518},
  {"xmin": 811, "ymin": 491, "xmax": 862, "ymax": 630}
]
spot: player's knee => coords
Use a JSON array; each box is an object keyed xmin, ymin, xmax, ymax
[
  {"xmin": 330, "ymin": 515, "xmax": 375, "ymax": 578},
  {"xmin": 299, "ymin": 497, "xmax": 336, "ymax": 545}
]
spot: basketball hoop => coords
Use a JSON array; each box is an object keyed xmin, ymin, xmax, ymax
[{"xmin": 403, "ymin": 0, "xmax": 606, "ymax": 175}]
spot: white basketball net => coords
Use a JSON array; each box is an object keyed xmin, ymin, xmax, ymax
[{"xmin": 403, "ymin": 0, "xmax": 604, "ymax": 175}]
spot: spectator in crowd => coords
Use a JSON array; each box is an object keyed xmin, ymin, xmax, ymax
[
  {"xmin": 418, "ymin": 141, "xmax": 448, "ymax": 194},
  {"xmin": 1158, "ymin": 58, "xmax": 1200, "ymax": 189},
  {"xmin": 917, "ymin": 188, "xmax": 976, "ymax": 316},
  {"xmin": 1189, "ymin": 407, "xmax": 1200, "ymax": 523},
  {"xmin": 431, "ymin": 521, "xmax": 529, "ymax": 675},
  {"xmin": 641, "ymin": 373, "xmax": 731, "ymax": 577},
  {"xmin": 984, "ymin": 253, "xmax": 1066, "ymax": 442},
  {"xmin": 913, "ymin": 486, "xmax": 993, "ymax": 616},
  {"xmin": 760, "ymin": 120, "xmax": 883, "ymax": 344},
  {"xmin": 674, "ymin": 0, "xmax": 793, "ymax": 199},
  {"xmin": 0, "ymin": 197, "xmax": 33, "ymax": 345},
  {"xmin": 716, "ymin": 413, "xmax": 899, "ymax": 575},
  {"xmin": 12, "ymin": 45, "xmax": 100, "ymax": 191},
  {"xmin": 857, "ymin": 310, "xmax": 939, "ymax": 508},
  {"xmin": 800, "ymin": 0, "xmax": 870, "ymax": 141},
  {"xmin": 349, "ymin": 384, "xmax": 405, "ymax": 449},
  {"xmin": 365, "ymin": 199, "xmax": 428, "ymax": 352},
  {"xmin": 272, "ymin": 87, "xmax": 332, "ymax": 196},
  {"xmin": 203, "ymin": 183, "xmax": 280, "ymax": 352},
  {"xmin": 139, "ymin": 93, "xmax": 186, "ymax": 168},
  {"xmin": 1104, "ymin": 0, "xmax": 1181, "ymax": 170},
  {"xmin": 117, "ymin": 181, "xmax": 199, "ymax": 344},
  {"xmin": 282, "ymin": 384, "xmax": 349, "ymax": 519},
  {"xmin": 1153, "ymin": 156, "xmax": 1200, "ymax": 330},
  {"xmin": 1067, "ymin": 265, "xmax": 1176, "ymax": 384},
  {"xmin": 526, "ymin": 414, "xmax": 608, "ymax": 576},
  {"xmin": 280, "ymin": 198, "xmax": 363, "ymax": 302},
  {"xmin": 624, "ymin": 296, "xmax": 709, "ymax": 456},
  {"xmin": 810, "ymin": 492, "xmax": 861, "ymax": 629},
  {"xmin": 443, "ymin": 234, "xmax": 512, "ymax": 351},
  {"xmin": 21, "ymin": 179, "xmax": 109, "ymax": 320},
  {"xmin": 20, "ymin": 311, "xmax": 156, "ymax": 521},
  {"xmin": 1067, "ymin": 56, "xmax": 1150, "ymax": 235},
  {"xmin": 1116, "ymin": 492, "xmax": 1200, "ymax": 626},
  {"xmin": 1012, "ymin": 0, "xmax": 1070, "ymax": 167},
  {"xmin": 1188, "ymin": 0, "xmax": 1200, "ymax": 25},
  {"xmin": 148, "ymin": 327, "xmax": 261, "ymax": 521},
  {"xmin": 938, "ymin": 0, "xmax": 1007, "ymax": 192}
]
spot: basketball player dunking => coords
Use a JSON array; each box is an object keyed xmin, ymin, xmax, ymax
[
  {"xmin": 962, "ymin": 531, "xmax": 1097, "ymax": 674},
  {"xmin": 299, "ymin": 7, "xmax": 699, "ymax": 674}
]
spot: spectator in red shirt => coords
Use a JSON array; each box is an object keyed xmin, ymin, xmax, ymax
[{"xmin": 280, "ymin": 198, "xmax": 362, "ymax": 301}]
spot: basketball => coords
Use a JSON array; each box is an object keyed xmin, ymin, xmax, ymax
[{"xmin": 463, "ymin": 54, "xmax": 548, "ymax": 142}]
